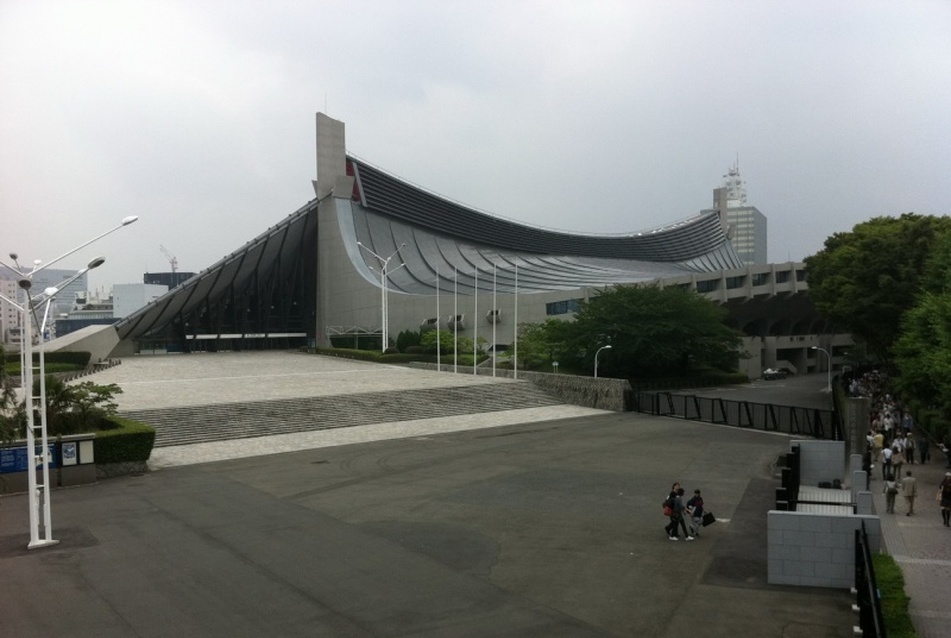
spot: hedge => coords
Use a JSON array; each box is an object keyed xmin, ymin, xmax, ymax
[{"xmin": 94, "ymin": 416, "xmax": 156, "ymax": 464}]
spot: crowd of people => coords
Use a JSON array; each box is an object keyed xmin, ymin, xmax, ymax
[{"xmin": 852, "ymin": 369, "xmax": 951, "ymax": 524}]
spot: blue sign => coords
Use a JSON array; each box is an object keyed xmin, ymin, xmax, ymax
[{"xmin": 0, "ymin": 444, "xmax": 58, "ymax": 474}]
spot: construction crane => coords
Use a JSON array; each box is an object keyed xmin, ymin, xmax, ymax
[{"xmin": 159, "ymin": 245, "xmax": 179, "ymax": 273}]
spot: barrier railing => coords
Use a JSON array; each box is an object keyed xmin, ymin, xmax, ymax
[
  {"xmin": 854, "ymin": 521, "xmax": 886, "ymax": 638},
  {"xmin": 632, "ymin": 391, "xmax": 840, "ymax": 440}
]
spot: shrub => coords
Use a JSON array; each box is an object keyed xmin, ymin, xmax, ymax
[{"xmin": 94, "ymin": 416, "xmax": 156, "ymax": 464}]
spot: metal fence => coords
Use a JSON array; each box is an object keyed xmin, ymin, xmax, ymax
[
  {"xmin": 854, "ymin": 521, "xmax": 887, "ymax": 637},
  {"xmin": 631, "ymin": 391, "xmax": 841, "ymax": 440}
]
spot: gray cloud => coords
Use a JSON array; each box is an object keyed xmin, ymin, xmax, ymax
[{"xmin": 1, "ymin": 0, "xmax": 949, "ymax": 289}]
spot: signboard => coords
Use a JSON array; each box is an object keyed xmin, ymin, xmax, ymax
[
  {"xmin": 62, "ymin": 442, "xmax": 78, "ymax": 466},
  {"xmin": 0, "ymin": 444, "xmax": 58, "ymax": 474}
]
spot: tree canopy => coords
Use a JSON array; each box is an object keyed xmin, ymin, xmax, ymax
[
  {"xmin": 804, "ymin": 213, "xmax": 951, "ymax": 362},
  {"xmin": 516, "ymin": 284, "xmax": 743, "ymax": 378}
]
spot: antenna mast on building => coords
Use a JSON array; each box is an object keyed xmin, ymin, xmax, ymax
[
  {"xmin": 159, "ymin": 245, "xmax": 179, "ymax": 273},
  {"xmin": 721, "ymin": 158, "xmax": 747, "ymax": 208}
]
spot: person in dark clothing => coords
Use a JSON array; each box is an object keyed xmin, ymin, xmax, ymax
[
  {"xmin": 664, "ymin": 487, "xmax": 693, "ymax": 541},
  {"xmin": 686, "ymin": 489, "xmax": 705, "ymax": 536}
]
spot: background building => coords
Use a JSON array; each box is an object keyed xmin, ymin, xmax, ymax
[
  {"xmin": 1, "ymin": 268, "xmax": 88, "ymax": 347},
  {"xmin": 708, "ymin": 163, "xmax": 768, "ymax": 265}
]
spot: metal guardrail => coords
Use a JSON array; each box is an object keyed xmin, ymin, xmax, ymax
[
  {"xmin": 631, "ymin": 391, "xmax": 841, "ymax": 440},
  {"xmin": 854, "ymin": 521, "xmax": 887, "ymax": 637}
]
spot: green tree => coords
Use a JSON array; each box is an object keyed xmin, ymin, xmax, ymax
[
  {"xmin": 0, "ymin": 344, "xmax": 20, "ymax": 443},
  {"xmin": 419, "ymin": 329, "xmax": 475, "ymax": 355},
  {"xmin": 512, "ymin": 320, "xmax": 563, "ymax": 369},
  {"xmin": 804, "ymin": 213, "xmax": 951, "ymax": 362},
  {"xmin": 547, "ymin": 284, "xmax": 743, "ymax": 378},
  {"xmin": 70, "ymin": 381, "xmax": 123, "ymax": 427},
  {"xmin": 893, "ymin": 292, "xmax": 951, "ymax": 420},
  {"xmin": 395, "ymin": 329, "xmax": 421, "ymax": 352}
]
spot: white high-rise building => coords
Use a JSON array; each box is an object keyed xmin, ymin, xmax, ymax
[
  {"xmin": 0, "ymin": 268, "xmax": 88, "ymax": 346},
  {"xmin": 0, "ymin": 276, "xmax": 21, "ymax": 347},
  {"xmin": 711, "ymin": 163, "xmax": 768, "ymax": 265}
]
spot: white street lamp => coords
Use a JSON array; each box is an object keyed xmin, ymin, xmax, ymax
[
  {"xmin": 357, "ymin": 242, "xmax": 405, "ymax": 353},
  {"xmin": 1, "ymin": 216, "xmax": 137, "ymax": 550},
  {"xmin": 594, "ymin": 344, "xmax": 612, "ymax": 378},
  {"xmin": 811, "ymin": 345, "xmax": 832, "ymax": 393}
]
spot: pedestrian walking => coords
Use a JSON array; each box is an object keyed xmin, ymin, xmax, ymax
[
  {"xmin": 938, "ymin": 472, "xmax": 951, "ymax": 527},
  {"xmin": 902, "ymin": 470, "xmax": 918, "ymax": 516},
  {"xmin": 940, "ymin": 473, "xmax": 951, "ymax": 527},
  {"xmin": 883, "ymin": 471, "xmax": 899, "ymax": 514},
  {"xmin": 918, "ymin": 435, "xmax": 930, "ymax": 464},
  {"xmin": 664, "ymin": 486, "xmax": 693, "ymax": 541},
  {"xmin": 904, "ymin": 432, "xmax": 916, "ymax": 465},
  {"xmin": 686, "ymin": 489, "xmax": 705, "ymax": 537}
]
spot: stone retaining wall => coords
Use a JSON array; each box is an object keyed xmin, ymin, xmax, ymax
[{"xmin": 406, "ymin": 363, "xmax": 630, "ymax": 411}]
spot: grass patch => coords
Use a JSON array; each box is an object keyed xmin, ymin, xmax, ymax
[{"xmin": 873, "ymin": 553, "xmax": 918, "ymax": 638}]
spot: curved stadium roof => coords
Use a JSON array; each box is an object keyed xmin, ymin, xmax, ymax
[{"xmin": 116, "ymin": 155, "xmax": 744, "ymax": 343}]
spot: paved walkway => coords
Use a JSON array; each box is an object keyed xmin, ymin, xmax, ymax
[
  {"xmin": 868, "ymin": 454, "xmax": 951, "ymax": 637},
  {"xmin": 1, "ymin": 352, "xmax": 946, "ymax": 636}
]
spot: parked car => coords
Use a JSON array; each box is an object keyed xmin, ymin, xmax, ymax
[{"xmin": 762, "ymin": 368, "xmax": 789, "ymax": 380}]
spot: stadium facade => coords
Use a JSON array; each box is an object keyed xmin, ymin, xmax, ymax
[{"xmin": 65, "ymin": 113, "xmax": 847, "ymax": 378}]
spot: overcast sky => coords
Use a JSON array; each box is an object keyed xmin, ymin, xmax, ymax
[{"xmin": 2, "ymin": 0, "xmax": 949, "ymax": 292}]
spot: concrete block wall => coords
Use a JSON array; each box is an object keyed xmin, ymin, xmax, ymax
[
  {"xmin": 767, "ymin": 511, "xmax": 882, "ymax": 588},
  {"xmin": 793, "ymin": 440, "xmax": 845, "ymax": 486}
]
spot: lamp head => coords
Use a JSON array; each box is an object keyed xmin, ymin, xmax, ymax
[
  {"xmin": 8, "ymin": 252, "xmax": 16, "ymax": 260},
  {"xmin": 810, "ymin": 346, "xmax": 817, "ymax": 350},
  {"xmin": 44, "ymin": 286, "xmax": 59, "ymax": 296},
  {"xmin": 121, "ymin": 215, "xmax": 139, "ymax": 226},
  {"xmin": 604, "ymin": 345, "xmax": 613, "ymax": 349},
  {"xmin": 17, "ymin": 278, "xmax": 31, "ymax": 291},
  {"xmin": 87, "ymin": 256, "xmax": 106, "ymax": 269}
]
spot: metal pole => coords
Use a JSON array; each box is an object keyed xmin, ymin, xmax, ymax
[
  {"xmin": 513, "ymin": 258, "xmax": 518, "ymax": 379},
  {"xmin": 435, "ymin": 267, "xmax": 440, "ymax": 371},
  {"xmin": 453, "ymin": 267, "xmax": 458, "ymax": 374},
  {"xmin": 473, "ymin": 267, "xmax": 478, "ymax": 375},
  {"xmin": 492, "ymin": 263, "xmax": 497, "ymax": 378}
]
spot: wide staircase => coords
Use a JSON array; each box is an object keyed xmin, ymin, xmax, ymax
[{"xmin": 121, "ymin": 381, "xmax": 563, "ymax": 448}]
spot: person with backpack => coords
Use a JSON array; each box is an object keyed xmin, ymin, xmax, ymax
[{"xmin": 664, "ymin": 486, "xmax": 693, "ymax": 541}]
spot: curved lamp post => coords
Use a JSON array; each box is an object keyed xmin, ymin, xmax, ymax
[
  {"xmin": 594, "ymin": 344, "xmax": 612, "ymax": 378},
  {"xmin": 811, "ymin": 345, "xmax": 832, "ymax": 393},
  {"xmin": 357, "ymin": 242, "xmax": 405, "ymax": 353},
  {"xmin": 0, "ymin": 216, "xmax": 138, "ymax": 550}
]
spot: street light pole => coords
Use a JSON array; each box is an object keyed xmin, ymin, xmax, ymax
[
  {"xmin": 594, "ymin": 344, "xmax": 612, "ymax": 378},
  {"xmin": 1, "ymin": 217, "xmax": 136, "ymax": 550},
  {"xmin": 357, "ymin": 242, "xmax": 405, "ymax": 353},
  {"xmin": 811, "ymin": 346, "xmax": 832, "ymax": 393}
]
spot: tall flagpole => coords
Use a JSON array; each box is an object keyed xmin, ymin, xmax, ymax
[
  {"xmin": 453, "ymin": 267, "xmax": 458, "ymax": 374},
  {"xmin": 513, "ymin": 257, "xmax": 518, "ymax": 379},
  {"xmin": 473, "ymin": 267, "xmax": 478, "ymax": 375},
  {"xmin": 492, "ymin": 262, "xmax": 497, "ymax": 378},
  {"xmin": 436, "ymin": 266, "xmax": 440, "ymax": 371}
]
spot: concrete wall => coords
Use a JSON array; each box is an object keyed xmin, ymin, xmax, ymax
[
  {"xmin": 767, "ymin": 511, "xmax": 881, "ymax": 588},
  {"xmin": 407, "ymin": 363, "xmax": 630, "ymax": 411},
  {"xmin": 793, "ymin": 439, "xmax": 845, "ymax": 486},
  {"xmin": 41, "ymin": 323, "xmax": 119, "ymax": 362}
]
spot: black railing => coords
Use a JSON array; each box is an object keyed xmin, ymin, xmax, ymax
[
  {"xmin": 854, "ymin": 521, "xmax": 886, "ymax": 638},
  {"xmin": 632, "ymin": 391, "xmax": 840, "ymax": 440}
]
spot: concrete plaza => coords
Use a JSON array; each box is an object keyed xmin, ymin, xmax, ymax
[{"xmin": 1, "ymin": 352, "xmax": 946, "ymax": 637}]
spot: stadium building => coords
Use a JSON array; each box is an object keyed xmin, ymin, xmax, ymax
[{"xmin": 61, "ymin": 113, "xmax": 847, "ymax": 378}]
